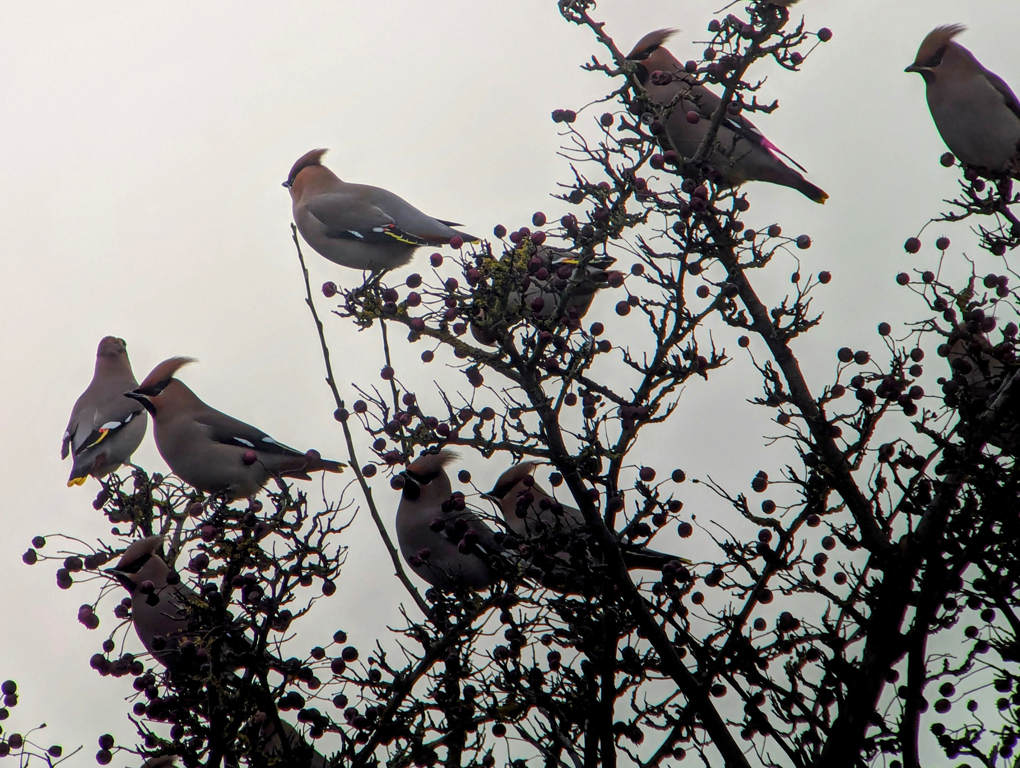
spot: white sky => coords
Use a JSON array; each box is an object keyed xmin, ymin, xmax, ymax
[{"xmin": 1, "ymin": 0, "xmax": 1018, "ymax": 764}]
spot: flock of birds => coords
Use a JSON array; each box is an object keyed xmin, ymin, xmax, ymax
[{"xmin": 51, "ymin": 21, "xmax": 1018, "ymax": 764}]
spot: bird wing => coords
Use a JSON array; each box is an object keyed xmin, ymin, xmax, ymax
[
  {"xmin": 69, "ymin": 409, "xmax": 144, "ymax": 458},
  {"xmin": 982, "ymin": 68, "xmax": 1020, "ymax": 122},
  {"xmin": 686, "ymin": 83, "xmax": 808, "ymax": 172},
  {"xmin": 361, "ymin": 185, "xmax": 471, "ymax": 243},
  {"xmin": 441, "ymin": 509, "xmax": 505, "ymax": 554},
  {"xmin": 721, "ymin": 112, "xmax": 808, "ymax": 172},
  {"xmin": 303, "ymin": 193, "xmax": 433, "ymax": 246},
  {"xmin": 194, "ymin": 411, "xmax": 307, "ymax": 459},
  {"xmin": 61, "ymin": 420, "xmax": 74, "ymax": 459}
]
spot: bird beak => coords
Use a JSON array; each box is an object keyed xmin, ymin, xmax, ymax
[
  {"xmin": 281, "ymin": 180, "xmax": 292, "ymax": 189},
  {"xmin": 904, "ymin": 63, "xmax": 925, "ymax": 73},
  {"xmin": 124, "ymin": 391, "xmax": 157, "ymax": 416},
  {"xmin": 479, "ymin": 490, "xmax": 498, "ymax": 502}
]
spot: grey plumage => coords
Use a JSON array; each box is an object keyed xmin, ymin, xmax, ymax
[
  {"xmin": 906, "ymin": 25, "xmax": 1020, "ymax": 175},
  {"xmin": 285, "ymin": 149, "xmax": 478, "ymax": 272},
  {"xmin": 126, "ymin": 357, "xmax": 344, "ymax": 500},
  {"xmin": 946, "ymin": 331, "xmax": 1020, "ymax": 454},
  {"xmin": 252, "ymin": 711, "xmax": 329, "ymax": 768},
  {"xmin": 626, "ymin": 29, "xmax": 827, "ymax": 203},
  {"xmin": 482, "ymin": 462, "xmax": 690, "ymax": 589},
  {"xmin": 62, "ymin": 336, "xmax": 147, "ymax": 487},
  {"xmin": 395, "ymin": 450, "xmax": 506, "ymax": 590},
  {"xmin": 105, "ymin": 536, "xmax": 202, "ymax": 670},
  {"xmin": 107, "ymin": 537, "xmax": 285, "ymax": 675},
  {"xmin": 470, "ymin": 244, "xmax": 614, "ymax": 346}
]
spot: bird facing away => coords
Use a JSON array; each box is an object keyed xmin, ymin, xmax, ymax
[
  {"xmin": 125, "ymin": 357, "xmax": 344, "ymax": 499},
  {"xmin": 62, "ymin": 336, "xmax": 147, "ymax": 487},
  {"xmin": 470, "ymin": 244, "xmax": 615, "ymax": 346},
  {"xmin": 284, "ymin": 149, "xmax": 479, "ymax": 273},
  {"xmin": 105, "ymin": 536, "xmax": 201, "ymax": 670},
  {"xmin": 626, "ymin": 29, "xmax": 827, "ymax": 203},
  {"xmin": 482, "ymin": 461, "xmax": 690, "ymax": 587},
  {"xmin": 395, "ymin": 450, "xmax": 506, "ymax": 590},
  {"xmin": 906, "ymin": 25, "xmax": 1020, "ymax": 175}
]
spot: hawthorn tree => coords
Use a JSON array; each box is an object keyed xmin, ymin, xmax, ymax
[{"xmin": 16, "ymin": 2, "xmax": 1020, "ymax": 767}]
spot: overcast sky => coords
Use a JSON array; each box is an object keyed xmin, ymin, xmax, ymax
[{"xmin": 1, "ymin": 0, "xmax": 1017, "ymax": 763}]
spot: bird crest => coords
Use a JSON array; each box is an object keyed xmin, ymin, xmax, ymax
[
  {"xmin": 914, "ymin": 24, "xmax": 966, "ymax": 67},
  {"xmin": 626, "ymin": 29, "xmax": 677, "ymax": 60},
  {"xmin": 285, "ymin": 148, "xmax": 329, "ymax": 187},
  {"xmin": 138, "ymin": 357, "xmax": 196, "ymax": 390},
  {"xmin": 497, "ymin": 461, "xmax": 540, "ymax": 487},
  {"xmin": 116, "ymin": 535, "xmax": 165, "ymax": 569},
  {"xmin": 485, "ymin": 461, "xmax": 542, "ymax": 500},
  {"xmin": 407, "ymin": 448, "xmax": 458, "ymax": 475}
]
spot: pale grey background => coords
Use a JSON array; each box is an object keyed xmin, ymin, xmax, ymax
[{"xmin": 0, "ymin": 0, "xmax": 1016, "ymax": 763}]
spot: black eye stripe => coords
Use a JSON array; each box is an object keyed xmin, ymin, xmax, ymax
[
  {"xmin": 120, "ymin": 552, "xmax": 152, "ymax": 574},
  {"xmin": 921, "ymin": 45, "xmax": 948, "ymax": 68},
  {"xmin": 402, "ymin": 481, "xmax": 421, "ymax": 502},
  {"xmin": 629, "ymin": 44, "xmax": 660, "ymax": 62},
  {"xmin": 405, "ymin": 469, "xmax": 440, "ymax": 485},
  {"xmin": 135, "ymin": 378, "xmax": 171, "ymax": 397},
  {"xmin": 490, "ymin": 481, "xmax": 518, "ymax": 500}
]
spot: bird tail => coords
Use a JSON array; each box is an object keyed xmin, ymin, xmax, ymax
[
  {"xmin": 795, "ymin": 178, "xmax": 828, "ymax": 204},
  {"xmin": 432, "ymin": 220, "xmax": 481, "ymax": 244},
  {"xmin": 621, "ymin": 543, "xmax": 691, "ymax": 572}
]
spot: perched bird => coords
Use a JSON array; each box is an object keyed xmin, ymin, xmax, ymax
[
  {"xmin": 906, "ymin": 25, "xmax": 1020, "ymax": 175},
  {"xmin": 62, "ymin": 336, "xmax": 147, "ymax": 487},
  {"xmin": 284, "ymin": 149, "xmax": 479, "ymax": 272},
  {"xmin": 626, "ymin": 29, "xmax": 827, "ymax": 203},
  {"xmin": 107, "ymin": 537, "xmax": 291, "ymax": 675},
  {"xmin": 483, "ymin": 462, "xmax": 690, "ymax": 585},
  {"xmin": 252, "ymin": 711, "xmax": 329, "ymax": 768},
  {"xmin": 945, "ymin": 330, "xmax": 1020, "ymax": 454},
  {"xmin": 125, "ymin": 357, "xmax": 344, "ymax": 499},
  {"xmin": 470, "ymin": 244, "xmax": 615, "ymax": 346},
  {"xmin": 105, "ymin": 536, "xmax": 202, "ymax": 669},
  {"xmin": 395, "ymin": 450, "xmax": 507, "ymax": 590}
]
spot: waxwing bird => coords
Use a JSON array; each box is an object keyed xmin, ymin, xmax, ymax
[
  {"xmin": 284, "ymin": 149, "xmax": 479, "ymax": 273},
  {"xmin": 125, "ymin": 358, "xmax": 344, "ymax": 499},
  {"xmin": 906, "ymin": 25, "xmax": 1020, "ymax": 175},
  {"xmin": 395, "ymin": 450, "xmax": 508, "ymax": 590},
  {"xmin": 107, "ymin": 537, "xmax": 291, "ymax": 675},
  {"xmin": 483, "ymin": 461, "xmax": 690, "ymax": 584},
  {"xmin": 470, "ymin": 244, "xmax": 614, "ymax": 346},
  {"xmin": 252, "ymin": 711, "xmax": 329, "ymax": 768},
  {"xmin": 945, "ymin": 331, "xmax": 1020, "ymax": 454},
  {"xmin": 626, "ymin": 30, "xmax": 827, "ymax": 203},
  {"xmin": 105, "ymin": 536, "xmax": 202, "ymax": 669},
  {"xmin": 62, "ymin": 336, "xmax": 147, "ymax": 487}
]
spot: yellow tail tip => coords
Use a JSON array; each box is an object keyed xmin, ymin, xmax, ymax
[{"xmin": 67, "ymin": 476, "xmax": 88, "ymax": 487}]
